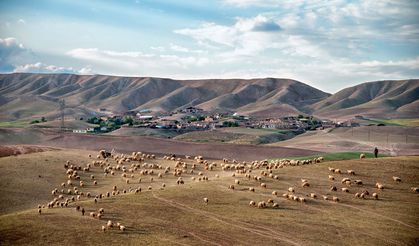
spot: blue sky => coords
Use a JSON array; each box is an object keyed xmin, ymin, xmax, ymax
[{"xmin": 0, "ymin": 0, "xmax": 418, "ymax": 92}]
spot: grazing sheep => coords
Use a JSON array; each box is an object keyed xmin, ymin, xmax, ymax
[
  {"xmin": 354, "ymin": 180, "xmax": 363, "ymax": 185},
  {"xmin": 328, "ymin": 167, "xmax": 335, "ymax": 172},
  {"xmin": 119, "ymin": 225, "xmax": 126, "ymax": 231},
  {"xmin": 257, "ymin": 201, "xmax": 267, "ymax": 208},
  {"xmin": 267, "ymin": 199, "xmax": 274, "ymax": 204},
  {"xmin": 288, "ymin": 187, "xmax": 294, "ymax": 193},
  {"xmin": 332, "ymin": 196, "xmax": 339, "ymax": 202},
  {"xmin": 298, "ymin": 197, "xmax": 306, "ymax": 203},
  {"xmin": 272, "ymin": 191, "xmax": 278, "ymax": 196},
  {"xmin": 38, "ymin": 208, "xmax": 42, "ymax": 215},
  {"xmin": 99, "ymin": 208, "xmax": 104, "ymax": 214},
  {"xmin": 341, "ymin": 178, "xmax": 350, "ymax": 184},
  {"xmin": 249, "ymin": 187, "xmax": 255, "ymax": 192},
  {"xmin": 101, "ymin": 225, "xmax": 106, "ymax": 232},
  {"xmin": 107, "ymin": 220, "xmax": 113, "ymax": 228},
  {"xmin": 235, "ymin": 179, "xmax": 240, "ymax": 185},
  {"xmin": 90, "ymin": 212, "xmax": 96, "ymax": 218},
  {"xmin": 360, "ymin": 153, "xmax": 366, "ymax": 159},
  {"xmin": 334, "ymin": 169, "xmax": 341, "ymax": 174},
  {"xmin": 341, "ymin": 188, "xmax": 349, "ymax": 193},
  {"xmin": 330, "ymin": 186, "xmax": 337, "ymax": 191},
  {"xmin": 302, "ymin": 182, "xmax": 310, "ymax": 188},
  {"xmin": 411, "ymin": 187, "xmax": 419, "ymax": 193},
  {"xmin": 249, "ymin": 201, "xmax": 256, "ymax": 206},
  {"xmin": 392, "ymin": 176, "xmax": 401, "ymax": 182},
  {"xmin": 372, "ymin": 193, "xmax": 378, "ymax": 199},
  {"xmin": 347, "ymin": 170, "xmax": 355, "ymax": 175},
  {"xmin": 328, "ymin": 175, "xmax": 335, "ymax": 181},
  {"xmin": 322, "ymin": 195, "xmax": 328, "ymax": 201},
  {"xmin": 272, "ymin": 203, "xmax": 279, "ymax": 208},
  {"xmin": 375, "ymin": 182, "xmax": 384, "ymax": 190},
  {"xmin": 229, "ymin": 185, "xmax": 235, "ymax": 190},
  {"xmin": 310, "ymin": 193, "xmax": 317, "ymax": 199},
  {"xmin": 260, "ymin": 183, "xmax": 267, "ymax": 188},
  {"xmin": 203, "ymin": 198, "xmax": 209, "ymax": 204}
]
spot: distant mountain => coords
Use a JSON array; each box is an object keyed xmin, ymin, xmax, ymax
[
  {"xmin": 0, "ymin": 73, "xmax": 417, "ymax": 121},
  {"xmin": 0, "ymin": 73, "xmax": 329, "ymax": 121},
  {"xmin": 311, "ymin": 79, "xmax": 419, "ymax": 119}
]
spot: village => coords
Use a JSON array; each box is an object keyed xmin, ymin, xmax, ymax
[{"xmin": 73, "ymin": 106, "xmax": 348, "ymax": 135}]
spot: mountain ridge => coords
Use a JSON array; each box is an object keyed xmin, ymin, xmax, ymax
[{"xmin": 0, "ymin": 73, "xmax": 418, "ymax": 121}]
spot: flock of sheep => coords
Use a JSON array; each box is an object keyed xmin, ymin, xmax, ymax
[{"xmin": 37, "ymin": 150, "xmax": 418, "ymax": 233}]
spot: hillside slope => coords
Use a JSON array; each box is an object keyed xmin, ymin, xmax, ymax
[
  {"xmin": 0, "ymin": 73, "xmax": 329, "ymax": 120},
  {"xmin": 311, "ymin": 79, "xmax": 419, "ymax": 119},
  {"xmin": 1, "ymin": 74, "xmax": 418, "ymax": 121}
]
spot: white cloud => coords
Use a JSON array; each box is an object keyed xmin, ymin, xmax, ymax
[
  {"xmin": 0, "ymin": 37, "xmax": 31, "ymax": 71},
  {"xmin": 17, "ymin": 19, "xmax": 26, "ymax": 25},
  {"xmin": 78, "ymin": 66, "xmax": 94, "ymax": 75},
  {"xmin": 169, "ymin": 43, "xmax": 189, "ymax": 52},
  {"xmin": 67, "ymin": 47, "xmax": 210, "ymax": 74},
  {"xmin": 13, "ymin": 62, "xmax": 75, "ymax": 73}
]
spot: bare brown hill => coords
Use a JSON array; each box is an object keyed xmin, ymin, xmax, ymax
[
  {"xmin": 1, "ymin": 74, "xmax": 418, "ymax": 121},
  {"xmin": 311, "ymin": 79, "xmax": 419, "ymax": 120},
  {"xmin": 0, "ymin": 73, "xmax": 329, "ymax": 120}
]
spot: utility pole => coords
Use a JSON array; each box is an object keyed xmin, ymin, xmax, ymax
[{"xmin": 59, "ymin": 99, "xmax": 65, "ymax": 131}]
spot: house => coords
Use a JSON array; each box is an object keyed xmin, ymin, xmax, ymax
[
  {"xmin": 137, "ymin": 115, "xmax": 153, "ymax": 120},
  {"xmin": 72, "ymin": 129, "xmax": 87, "ymax": 134}
]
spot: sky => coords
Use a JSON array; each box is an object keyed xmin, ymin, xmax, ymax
[{"xmin": 0, "ymin": 0, "xmax": 418, "ymax": 92}]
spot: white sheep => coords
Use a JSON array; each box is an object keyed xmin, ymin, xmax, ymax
[
  {"xmin": 260, "ymin": 183, "xmax": 267, "ymax": 188},
  {"xmin": 372, "ymin": 193, "xmax": 378, "ymax": 199},
  {"xmin": 203, "ymin": 198, "xmax": 209, "ymax": 204},
  {"xmin": 288, "ymin": 187, "xmax": 294, "ymax": 193},
  {"xmin": 360, "ymin": 153, "xmax": 365, "ymax": 159},
  {"xmin": 107, "ymin": 220, "xmax": 113, "ymax": 228},
  {"xmin": 392, "ymin": 176, "xmax": 401, "ymax": 182},
  {"xmin": 249, "ymin": 200, "xmax": 256, "ymax": 206},
  {"xmin": 347, "ymin": 170, "xmax": 355, "ymax": 175}
]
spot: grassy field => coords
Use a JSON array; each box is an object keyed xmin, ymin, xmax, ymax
[
  {"xmin": 0, "ymin": 149, "xmax": 418, "ymax": 245},
  {"xmin": 274, "ymin": 152, "xmax": 388, "ymax": 162},
  {"xmin": 0, "ymin": 121, "xmax": 31, "ymax": 128}
]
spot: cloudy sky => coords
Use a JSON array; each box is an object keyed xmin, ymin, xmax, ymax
[{"xmin": 0, "ymin": 0, "xmax": 418, "ymax": 92}]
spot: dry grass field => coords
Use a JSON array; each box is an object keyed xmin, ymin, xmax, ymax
[{"xmin": 0, "ymin": 148, "xmax": 418, "ymax": 245}]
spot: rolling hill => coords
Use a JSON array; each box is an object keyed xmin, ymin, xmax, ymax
[
  {"xmin": 311, "ymin": 79, "xmax": 419, "ymax": 119},
  {"xmin": 0, "ymin": 73, "xmax": 418, "ymax": 121},
  {"xmin": 0, "ymin": 73, "xmax": 329, "ymax": 121}
]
